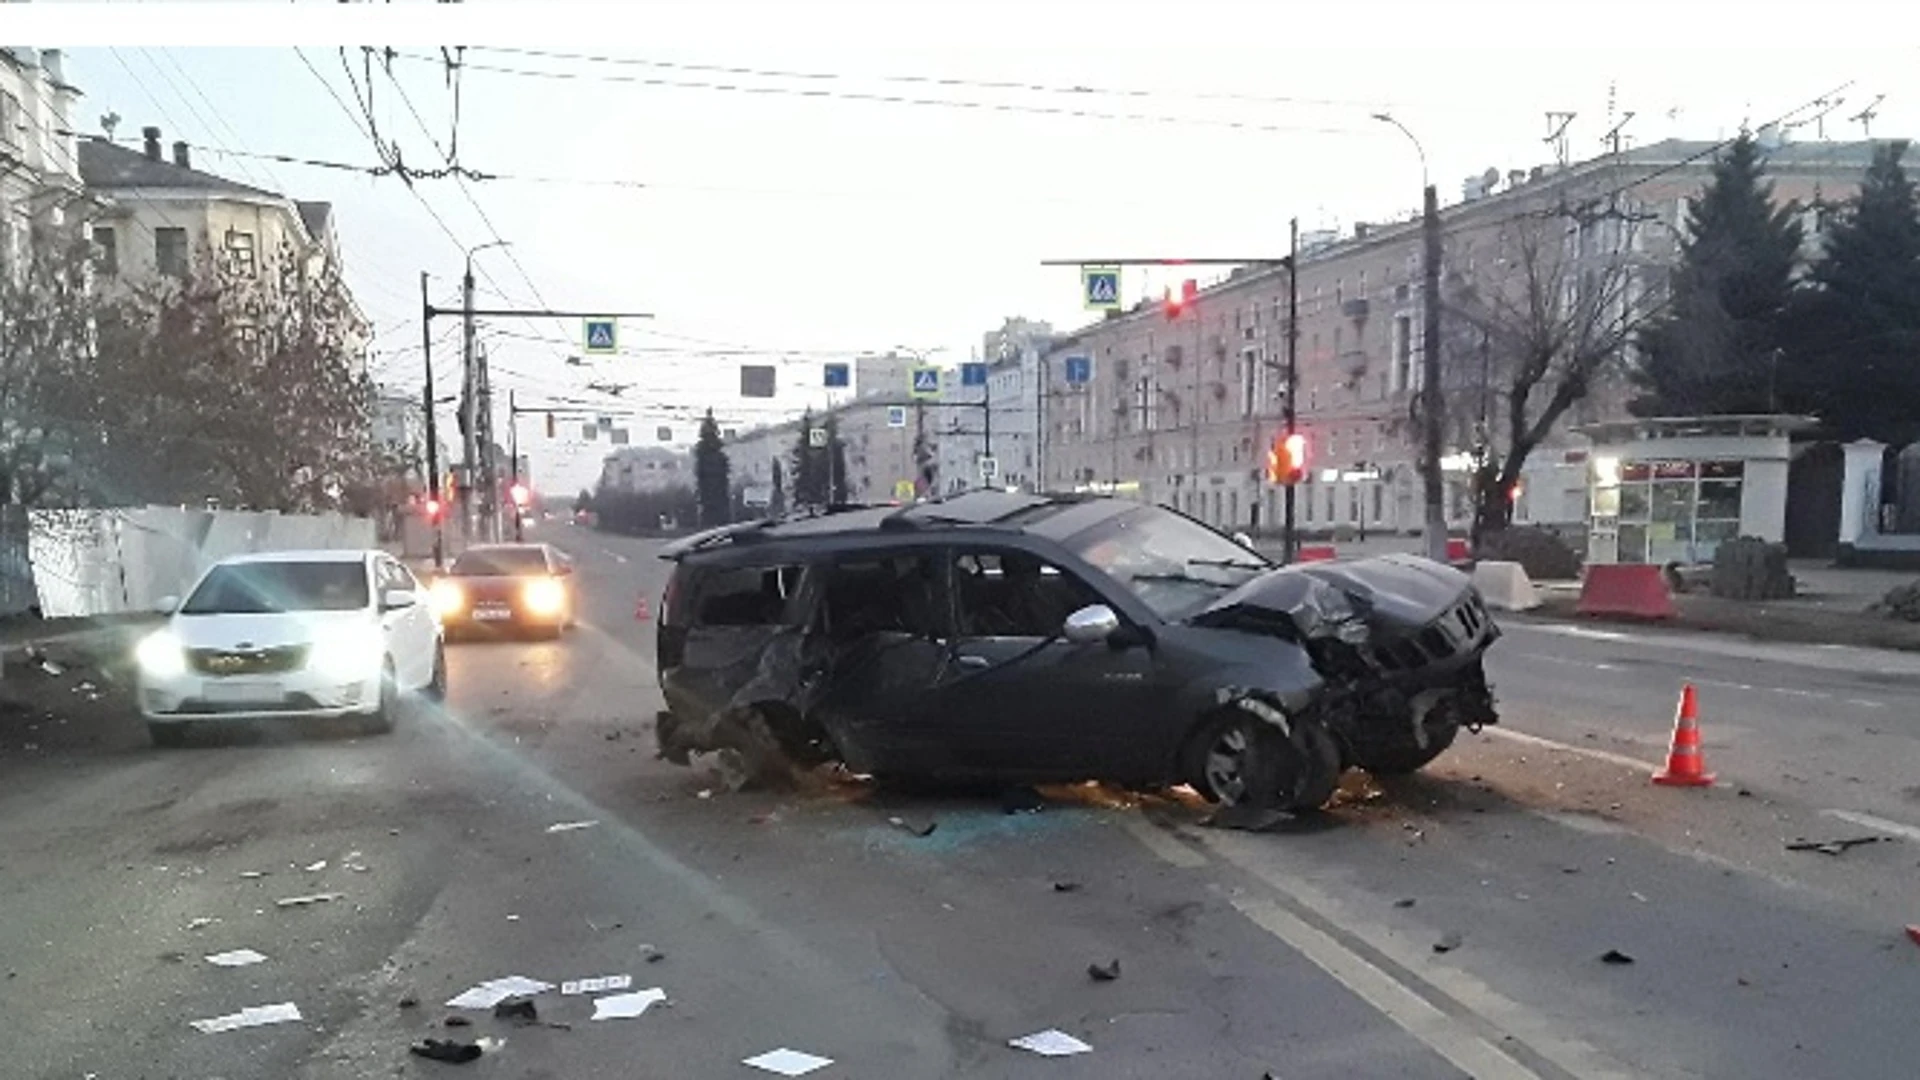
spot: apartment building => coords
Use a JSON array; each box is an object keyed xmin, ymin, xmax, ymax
[
  {"xmin": 0, "ymin": 47, "xmax": 83, "ymax": 271},
  {"xmin": 1039, "ymin": 134, "xmax": 1882, "ymax": 537}
]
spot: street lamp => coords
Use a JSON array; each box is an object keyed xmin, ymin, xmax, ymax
[
  {"xmin": 1371, "ymin": 112, "xmax": 1429, "ymax": 189},
  {"xmin": 461, "ymin": 240, "xmax": 512, "ymax": 543}
]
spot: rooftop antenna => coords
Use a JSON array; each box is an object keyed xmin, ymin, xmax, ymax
[
  {"xmin": 1788, "ymin": 95, "xmax": 1847, "ymax": 140},
  {"xmin": 1602, "ymin": 111, "xmax": 1637, "ymax": 156},
  {"xmin": 99, "ymin": 111, "xmax": 119, "ymax": 139},
  {"xmin": 1544, "ymin": 111, "xmax": 1576, "ymax": 166},
  {"xmin": 1850, "ymin": 93, "xmax": 1885, "ymax": 138}
]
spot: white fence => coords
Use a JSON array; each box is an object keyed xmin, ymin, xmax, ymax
[{"xmin": 26, "ymin": 507, "xmax": 376, "ymax": 619}]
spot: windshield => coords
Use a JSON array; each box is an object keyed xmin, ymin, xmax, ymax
[
  {"xmin": 180, "ymin": 561, "xmax": 370, "ymax": 615},
  {"xmin": 451, "ymin": 548, "xmax": 550, "ymax": 576},
  {"xmin": 1063, "ymin": 505, "xmax": 1270, "ymax": 621}
]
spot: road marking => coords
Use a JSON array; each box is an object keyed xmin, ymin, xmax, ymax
[
  {"xmin": 1227, "ymin": 894, "xmax": 1545, "ymax": 1080},
  {"xmin": 1821, "ymin": 808, "xmax": 1920, "ymax": 843},
  {"xmin": 1483, "ymin": 727, "xmax": 1658, "ymax": 773},
  {"xmin": 1119, "ymin": 817, "xmax": 1207, "ymax": 867},
  {"xmin": 1847, "ymin": 698, "xmax": 1888, "ymax": 709},
  {"xmin": 1520, "ymin": 662, "xmax": 1889, "ymax": 711}
]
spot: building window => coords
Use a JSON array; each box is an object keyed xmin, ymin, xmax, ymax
[
  {"xmin": 225, "ymin": 230, "xmax": 256, "ymax": 277},
  {"xmin": 156, "ymin": 227, "xmax": 189, "ymax": 278},
  {"xmin": 0, "ymin": 91, "xmax": 19, "ymax": 150},
  {"xmin": 1393, "ymin": 314, "xmax": 1413, "ymax": 392},
  {"xmin": 91, "ymin": 226, "xmax": 118, "ymax": 275}
]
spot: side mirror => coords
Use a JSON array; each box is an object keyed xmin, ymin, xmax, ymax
[
  {"xmin": 156, "ymin": 595, "xmax": 180, "ymax": 615},
  {"xmin": 1063, "ymin": 604, "xmax": 1121, "ymax": 645},
  {"xmin": 381, "ymin": 588, "xmax": 418, "ymax": 611}
]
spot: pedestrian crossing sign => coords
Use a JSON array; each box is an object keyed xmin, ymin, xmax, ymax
[
  {"xmin": 583, "ymin": 318, "xmax": 617, "ymax": 355},
  {"xmin": 909, "ymin": 366, "xmax": 940, "ymax": 399},
  {"xmin": 1082, "ymin": 266, "xmax": 1121, "ymax": 311},
  {"xmin": 886, "ymin": 405, "xmax": 908, "ymax": 428},
  {"xmin": 894, "ymin": 479, "xmax": 916, "ymax": 501}
]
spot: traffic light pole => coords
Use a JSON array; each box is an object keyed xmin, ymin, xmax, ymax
[
  {"xmin": 508, "ymin": 389, "xmax": 522, "ymax": 542},
  {"xmin": 1284, "ymin": 219, "xmax": 1300, "ymax": 564},
  {"xmin": 419, "ymin": 271, "xmax": 445, "ymax": 570}
]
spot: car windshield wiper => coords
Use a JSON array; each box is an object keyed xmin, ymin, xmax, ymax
[
  {"xmin": 1129, "ymin": 571, "xmax": 1231, "ymax": 588},
  {"xmin": 1187, "ymin": 558, "xmax": 1268, "ymax": 571}
]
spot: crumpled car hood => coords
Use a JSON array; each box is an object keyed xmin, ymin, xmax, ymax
[{"xmin": 1199, "ymin": 553, "xmax": 1473, "ymax": 633}]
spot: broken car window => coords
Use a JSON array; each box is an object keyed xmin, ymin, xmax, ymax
[
  {"xmin": 952, "ymin": 550, "xmax": 1104, "ymax": 637},
  {"xmin": 1065, "ymin": 505, "xmax": 1270, "ymax": 621},
  {"xmin": 821, "ymin": 554, "xmax": 944, "ymax": 639},
  {"xmin": 692, "ymin": 564, "xmax": 803, "ymax": 627}
]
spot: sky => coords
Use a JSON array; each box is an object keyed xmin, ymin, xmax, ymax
[{"xmin": 24, "ymin": 1, "xmax": 1919, "ymax": 496}]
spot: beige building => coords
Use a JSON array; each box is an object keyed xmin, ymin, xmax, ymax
[
  {"xmin": 0, "ymin": 47, "xmax": 84, "ymax": 271},
  {"xmin": 598, "ymin": 445, "xmax": 689, "ymax": 495},
  {"xmin": 1040, "ymin": 134, "xmax": 1882, "ymax": 537},
  {"xmin": 728, "ymin": 396, "xmax": 920, "ymax": 508}
]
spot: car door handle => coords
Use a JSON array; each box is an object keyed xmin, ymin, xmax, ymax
[{"xmin": 954, "ymin": 654, "xmax": 990, "ymax": 669}]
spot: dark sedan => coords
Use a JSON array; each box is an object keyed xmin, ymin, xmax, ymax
[{"xmin": 429, "ymin": 544, "xmax": 577, "ymax": 639}]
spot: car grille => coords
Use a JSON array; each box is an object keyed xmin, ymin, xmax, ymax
[
  {"xmin": 189, "ymin": 645, "xmax": 309, "ymax": 676},
  {"xmin": 1369, "ymin": 593, "xmax": 1491, "ymax": 672}
]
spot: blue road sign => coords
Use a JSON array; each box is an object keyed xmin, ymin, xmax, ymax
[
  {"xmin": 909, "ymin": 366, "xmax": 940, "ymax": 399},
  {"xmin": 823, "ymin": 362, "xmax": 850, "ymax": 388},
  {"xmin": 886, "ymin": 405, "xmax": 908, "ymax": 428},
  {"xmin": 961, "ymin": 362, "xmax": 987, "ymax": 387},
  {"xmin": 583, "ymin": 318, "xmax": 617, "ymax": 355},
  {"xmin": 1081, "ymin": 266, "xmax": 1121, "ymax": 311},
  {"xmin": 1064, "ymin": 355, "xmax": 1093, "ymax": 385}
]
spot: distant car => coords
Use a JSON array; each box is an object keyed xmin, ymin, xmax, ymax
[
  {"xmin": 136, "ymin": 550, "xmax": 446, "ymax": 745},
  {"xmin": 655, "ymin": 492, "xmax": 1499, "ymax": 812},
  {"xmin": 429, "ymin": 543, "xmax": 577, "ymax": 639}
]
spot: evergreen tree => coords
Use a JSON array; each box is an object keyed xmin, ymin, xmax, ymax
[
  {"xmin": 828, "ymin": 420, "xmax": 850, "ymax": 503},
  {"xmin": 790, "ymin": 409, "xmax": 829, "ymax": 509},
  {"xmin": 768, "ymin": 458, "xmax": 787, "ymax": 517},
  {"xmin": 693, "ymin": 408, "xmax": 731, "ymax": 526},
  {"xmin": 1779, "ymin": 140, "xmax": 1920, "ymax": 443},
  {"xmin": 1632, "ymin": 135, "xmax": 1804, "ymax": 416}
]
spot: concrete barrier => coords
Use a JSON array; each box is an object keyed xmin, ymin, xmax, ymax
[
  {"xmin": 1295, "ymin": 543, "xmax": 1338, "ymax": 563},
  {"xmin": 1472, "ymin": 559, "xmax": 1540, "ymax": 611},
  {"xmin": 1445, "ymin": 537, "xmax": 1470, "ymax": 562},
  {"xmin": 1576, "ymin": 563, "xmax": 1676, "ymax": 620}
]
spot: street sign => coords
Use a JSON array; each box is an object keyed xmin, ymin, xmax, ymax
[
  {"xmin": 610, "ymin": 428, "xmax": 630, "ymax": 445},
  {"xmin": 823, "ymin": 362, "xmax": 850, "ymax": 388},
  {"xmin": 583, "ymin": 318, "xmax": 617, "ymax": 355},
  {"xmin": 1081, "ymin": 266, "xmax": 1121, "ymax": 311},
  {"xmin": 1064, "ymin": 355, "xmax": 1093, "ymax": 385},
  {"xmin": 808, "ymin": 427, "xmax": 828, "ymax": 448},
  {"xmin": 893, "ymin": 479, "xmax": 916, "ymax": 501},
  {"xmin": 656, "ymin": 426, "xmax": 673, "ymax": 442},
  {"xmin": 961, "ymin": 362, "xmax": 987, "ymax": 387},
  {"xmin": 978, "ymin": 455, "xmax": 999, "ymax": 483},
  {"xmin": 581, "ymin": 423, "xmax": 597, "ymax": 440},
  {"xmin": 909, "ymin": 366, "xmax": 940, "ymax": 399},
  {"xmin": 743, "ymin": 485, "xmax": 772, "ymax": 508},
  {"xmin": 885, "ymin": 405, "xmax": 908, "ymax": 428},
  {"xmin": 740, "ymin": 364, "xmax": 777, "ymax": 398}
]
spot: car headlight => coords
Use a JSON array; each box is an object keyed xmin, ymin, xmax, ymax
[
  {"xmin": 136, "ymin": 630, "xmax": 187, "ymax": 679},
  {"xmin": 308, "ymin": 626, "xmax": 385, "ymax": 680},
  {"xmin": 522, "ymin": 577, "xmax": 566, "ymax": 617},
  {"xmin": 429, "ymin": 578, "xmax": 465, "ymax": 617}
]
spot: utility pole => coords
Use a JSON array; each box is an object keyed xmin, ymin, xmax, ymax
[
  {"xmin": 1420, "ymin": 182, "xmax": 1448, "ymax": 562},
  {"xmin": 509, "ymin": 389, "xmax": 523, "ymax": 542},
  {"xmin": 477, "ymin": 341, "xmax": 496, "ymax": 542},
  {"xmin": 1284, "ymin": 218, "xmax": 1300, "ymax": 563},
  {"xmin": 419, "ymin": 271, "xmax": 444, "ymax": 569},
  {"xmin": 459, "ymin": 262, "xmax": 479, "ymax": 547}
]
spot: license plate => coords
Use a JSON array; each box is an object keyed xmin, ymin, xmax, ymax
[
  {"xmin": 202, "ymin": 679, "xmax": 283, "ymax": 704},
  {"xmin": 474, "ymin": 607, "xmax": 512, "ymax": 621}
]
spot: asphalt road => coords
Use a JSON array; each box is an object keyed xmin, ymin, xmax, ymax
[{"xmin": 5, "ymin": 524, "xmax": 1920, "ymax": 1078}]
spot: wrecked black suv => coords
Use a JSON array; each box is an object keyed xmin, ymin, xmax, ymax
[{"xmin": 654, "ymin": 491, "xmax": 1499, "ymax": 812}]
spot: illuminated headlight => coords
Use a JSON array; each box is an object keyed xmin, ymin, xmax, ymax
[
  {"xmin": 135, "ymin": 631, "xmax": 187, "ymax": 679},
  {"xmin": 522, "ymin": 578, "xmax": 566, "ymax": 617},
  {"xmin": 307, "ymin": 627, "xmax": 385, "ymax": 680},
  {"xmin": 429, "ymin": 578, "xmax": 465, "ymax": 617}
]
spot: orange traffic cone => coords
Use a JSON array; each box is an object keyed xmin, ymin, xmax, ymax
[
  {"xmin": 1653, "ymin": 684, "xmax": 1715, "ymax": 787},
  {"xmin": 634, "ymin": 595, "xmax": 651, "ymax": 622}
]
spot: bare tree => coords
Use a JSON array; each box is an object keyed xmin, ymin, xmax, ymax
[
  {"xmin": 1442, "ymin": 208, "xmax": 1658, "ymax": 545},
  {"xmin": 0, "ymin": 226, "xmax": 108, "ymax": 506}
]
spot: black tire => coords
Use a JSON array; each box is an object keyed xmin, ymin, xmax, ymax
[
  {"xmin": 147, "ymin": 721, "xmax": 188, "ymax": 748},
  {"xmin": 362, "ymin": 660, "xmax": 399, "ymax": 735},
  {"xmin": 421, "ymin": 642, "xmax": 448, "ymax": 703},
  {"xmin": 1185, "ymin": 699, "xmax": 1341, "ymax": 813},
  {"xmin": 1357, "ymin": 717, "xmax": 1459, "ymax": 776}
]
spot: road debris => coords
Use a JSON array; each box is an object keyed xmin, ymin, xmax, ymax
[
  {"xmin": 888, "ymin": 815, "xmax": 937, "ymax": 837},
  {"xmin": 410, "ymin": 1038, "xmax": 482, "ymax": 1064},
  {"xmin": 1433, "ymin": 932, "xmax": 1463, "ymax": 954},
  {"xmin": 1001, "ymin": 786, "xmax": 1046, "ymax": 814},
  {"xmin": 1600, "ymin": 949, "xmax": 1636, "ymax": 965},
  {"xmin": 239, "ymin": 870, "xmax": 267, "ymax": 880},
  {"xmin": 398, "ymin": 995, "xmax": 419, "ymax": 1009},
  {"xmin": 446, "ymin": 975, "xmax": 555, "ymax": 1010},
  {"xmin": 1905, "ymin": 925, "xmax": 1920, "ymax": 948},
  {"xmin": 189, "ymin": 1002, "xmax": 302, "ymax": 1033},
  {"xmin": 1087, "ymin": 959, "xmax": 1121, "ymax": 982},
  {"xmin": 274, "ymin": 892, "xmax": 342, "ymax": 908},
  {"xmin": 743, "ymin": 1048, "xmax": 835, "ymax": 1076},
  {"xmin": 204, "ymin": 949, "xmax": 268, "ymax": 968},
  {"xmin": 444, "ymin": 1016, "xmax": 472, "ymax": 1028},
  {"xmin": 1052, "ymin": 881, "xmax": 1081, "ymax": 893},
  {"xmin": 493, "ymin": 997, "xmax": 539, "ymax": 1023},
  {"xmin": 184, "ymin": 916, "xmax": 218, "ymax": 931},
  {"xmin": 641, "ymin": 944, "xmax": 666, "ymax": 963},
  {"xmin": 545, "ymin": 820, "xmax": 599, "ymax": 833},
  {"xmin": 590, "ymin": 987, "xmax": 667, "ymax": 1020},
  {"xmin": 38, "ymin": 659, "xmax": 62, "ymax": 677},
  {"xmin": 561, "ymin": 975, "xmax": 632, "ymax": 995},
  {"xmin": 1393, "ymin": 898, "xmax": 1416, "ymax": 909},
  {"xmin": 1009, "ymin": 1029, "xmax": 1093, "ymax": 1057},
  {"xmin": 302, "ymin": 860, "xmax": 327, "ymax": 872},
  {"xmin": 1786, "ymin": 836, "xmax": 1885, "ymax": 856}
]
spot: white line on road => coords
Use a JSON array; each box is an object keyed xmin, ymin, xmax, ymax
[
  {"xmin": 1821, "ymin": 808, "xmax": 1920, "ymax": 843},
  {"xmin": 1482, "ymin": 727, "xmax": 1659, "ymax": 774},
  {"xmin": 1118, "ymin": 817, "xmax": 1208, "ymax": 868},
  {"xmin": 1518, "ymin": 655, "xmax": 1889, "ymax": 711}
]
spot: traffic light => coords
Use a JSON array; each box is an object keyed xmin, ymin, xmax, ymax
[
  {"xmin": 1266, "ymin": 431, "xmax": 1307, "ymax": 485},
  {"xmin": 545, "ymin": 413, "xmax": 557, "ymax": 439},
  {"xmin": 1163, "ymin": 278, "xmax": 1198, "ymax": 320},
  {"xmin": 424, "ymin": 497, "xmax": 444, "ymax": 523},
  {"xmin": 509, "ymin": 482, "xmax": 531, "ymax": 508}
]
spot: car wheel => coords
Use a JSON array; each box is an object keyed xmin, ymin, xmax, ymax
[
  {"xmin": 1357, "ymin": 716, "xmax": 1459, "ymax": 776},
  {"xmin": 421, "ymin": 642, "xmax": 448, "ymax": 703},
  {"xmin": 1187, "ymin": 699, "xmax": 1340, "ymax": 813},
  {"xmin": 147, "ymin": 720, "xmax": 188, "ymax": 748},
  {"xmin": 363, "ymin": 660, "xmax": 399, "ymax": 735}
]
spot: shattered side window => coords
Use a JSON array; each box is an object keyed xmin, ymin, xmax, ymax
[
  {"xmin": 821, "ymin": 553, "xmax": 945, "ymax": 640},
  {"xmin": 952, "ymin": 550, "xmax": 1103, "ymax": 638},
  {"xmin": 691, "ymin": 564, "xmax": 803, "ymax": 627}
]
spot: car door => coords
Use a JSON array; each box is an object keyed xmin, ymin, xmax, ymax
[
  {"xmin": 929, "ymin": 545, "xmax": 1174, "ymax": 781},
  {"xmin": 376, "ymin": 557, "xmax": 435, "ymax": 689}
]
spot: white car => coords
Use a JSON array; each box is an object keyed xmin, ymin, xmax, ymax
[{"xmin": 136, "ymin": 550, "xmax": 446, "ymax": 745}]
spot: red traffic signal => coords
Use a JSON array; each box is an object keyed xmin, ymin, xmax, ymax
[
  {"xmin": 1163, "ymin": 278, "xmax": 1198, "ymax": 320},
  {"xmin": 1266, "ymin": 431, "xmax": 1307, "ymax": 485},
  {"xmin": 509, "ymin": 482, "xmax": 531, "ymax": 507},
  {"xmin": 423, "ymin": 497, "xmax": 444, "ymax": 522}
]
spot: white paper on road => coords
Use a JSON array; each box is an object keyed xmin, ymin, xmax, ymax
[
  {"xmin": 445, "ymin": 975, "xmax": 555, "ymax": 1009},
  {"xmin": 302, "ymin": 860, "xmax": 327, "ymax": 872},
  {"xmin": 743, "ymin": 1047, "xmax": 835, "ymax": 1076},
  {"xmin": 545, "ymin": 820, "xmax": 599, "ymax": 833},
  {"xmin": 562, "ymin": 974, "xmax": 632, "ymax": 995},
  {"xmin": 589, "ymin": 987, "xmax": 666, "ymax": 1020},
  {"xmin": 1009, "ymin": 1029, "xmax": 1092, "ymax": 1056},
  {"xmin": 204, "ymin": 949, "xmax": 268, "ymax": 967},
  {"xmin": 273, "ymin": 892, "xmax": 343, "ymax": 908},
  {"xmin": 189, "ymin": 1002, "xmax": 302, "ymax": 1033}
]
